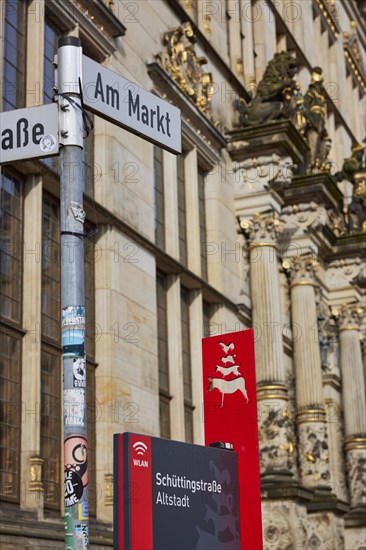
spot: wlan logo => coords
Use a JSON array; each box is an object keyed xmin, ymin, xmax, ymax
[{"xmin": 132, "ymin": 441, "xmax": 149, "ymax": 467}]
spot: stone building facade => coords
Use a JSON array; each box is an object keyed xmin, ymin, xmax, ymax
[{"xmin": 0, "ymin": 0, "xmax": 365, "ymax": 549}]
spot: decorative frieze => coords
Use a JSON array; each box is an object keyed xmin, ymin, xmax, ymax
[
  {"xmin": 326, "ymin": 258, "xmax": 364, "ymax": 289},
  {"xmin": 281, "ymin": 202, "xmax": 328, "ymax": 238},
  {"xmin": 235, "ymin": 154, "xmax": 295, "ymax": 193}
]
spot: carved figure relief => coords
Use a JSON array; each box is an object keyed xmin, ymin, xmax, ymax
[
  {"xmin": 299, "ymin": 423, "xmax": 330, "ymax": 483},
  {"xmin": 258, "ymin": 401, "xmax": 297, "ymax": 474},
  {"xmin": 347, "ymin": 449, "xmax": 366, "ymax": 506}
]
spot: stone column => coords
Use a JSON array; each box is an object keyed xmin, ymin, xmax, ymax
[
  {"xmin": 241, "ymin": 212, "xmax": 296, "ymax": 479},
  {"xmin": 289, "ymin": 256, "xmax": 330, "ymax": 489},
  {"xmin": 338, "ymin": 304, "xmax": 366, "ymax": 512}
]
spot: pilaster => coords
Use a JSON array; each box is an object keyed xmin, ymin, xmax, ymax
[
  {"xmin": 21, "ymin": 175, "xmax": 43, "ymax": 515},
  {"xmin": 337, "ymin": 304, "xmax": 366, "ymax": 517}
]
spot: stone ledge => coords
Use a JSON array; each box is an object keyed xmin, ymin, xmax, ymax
[
  {"xmin": 344, "ymin": 506, "xmax": 366, "ymax": 528},
  {"xmin": 227, "ymin": 120, "xmax": 309, "ymax": 168},
  {"xmin": 0, "ymin": 507, "xmax": 113, "ymax": 548},
  {"xmin": 282, "ymin": 173, "xmax": 343, "ymax": 210}
]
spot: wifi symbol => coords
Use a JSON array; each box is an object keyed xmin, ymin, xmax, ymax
[{"xmin": 133, "ymin": 441, "xmax": 148, "ymax": 455}]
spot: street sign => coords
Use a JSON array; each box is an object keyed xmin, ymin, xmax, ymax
[
  {"xmin": 114, "ymin": 433, "xmax": 241, "ymax": 550},
  {"xmin": 82, "ymin": 55, "xmax": 181, "ymax": 154},
  {"xmin": 202, "ymin": 330, "xmax": 263, "ymax": 550},
  {"xmin": 0, "ymin": 103, "xmax": 59, "ymax": 164}
]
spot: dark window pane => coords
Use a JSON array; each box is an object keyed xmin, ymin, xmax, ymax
[
  {"xmin": 41, "ymin": 350, "xmax": 61, "ymax": 509},
  {"xmin": 42, "ymin": 196, "xmax": 60, "ymax": 342},
  {"xmin": 177, "ymin": 154, "xmax": 187, "ymax": 265},
  {"xmin": 154, "ymin": 147, "xmax": 165, "ymax": 250},
  {"xmin": 0, "ymin": 172, "xmax": 23, "ymax": 323},
  {"xmin": 0, "ymin": 330, "xmax": 21, "ymax": 502},
  {"xmin": 2, "ymin": 0, "xmax": 26, "ymax": 110},
  {"xmin": 198, "ymin": 169, "xmax": 208, "ymax": 280}
]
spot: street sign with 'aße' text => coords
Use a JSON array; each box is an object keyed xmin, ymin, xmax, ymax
[{"xmin": 0, "ymin": 103, "xmax": 59, "ymax": 164}]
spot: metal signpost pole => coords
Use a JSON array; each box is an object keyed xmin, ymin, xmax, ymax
[{"xmin": 57, "ymin": 36, "xmax": 89, "ymax": 550}]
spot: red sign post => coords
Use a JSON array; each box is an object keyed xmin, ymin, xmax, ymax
[{"xmin": 202, "ymin": 329, "xmax": 263, "ymax": 550}]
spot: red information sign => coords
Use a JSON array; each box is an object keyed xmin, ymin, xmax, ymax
[{"xmin": 202, "ymin": 329, "xmax": 263, "ymax": 550}]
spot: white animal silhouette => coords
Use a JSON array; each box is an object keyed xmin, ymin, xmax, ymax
[
  {"xmin": 221, "ymin": 354, "xmax": 236, "ymax": 365},
  {"xmin": 218, "ymin": 341, "xmax": 234, "ymax": 354},
  {"xmin": 208, "ymin": 376, "xmax": 249, "ymax": 407},
  {"xmin": 215, "ymin": 364, "xmax": 241, "ymax": 377}
]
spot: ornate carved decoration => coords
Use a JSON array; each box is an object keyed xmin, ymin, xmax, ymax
[
  {"xmin": 232, "ymin": 52, "xmax": 305, "ymax": 130},
  {"xmin": 262, "ymin": 502, "xmax": 307, "ymax": 550},
  {"xmin": 281, "ymin": 202, "xmax": 327, "ymax": 238},
  {"xmin": 235, "ymin": 154, "xmax": 295, "ymax": 193},
  {"xmin": 326, "ymin": 257, "xmax": 364, "ymax": 288},
  {"xmin": 303, "ymin": 68, "xmax": 332, "ymax": 173},
  {"xmin": 263, "ymin": 505, "xmax": 292, "ymax": 550},
  {"xmin": 240, "ymin": 211, "xmax": 283, "ymax": 245},
  {"xmin": 30, "ymin": 457, "xmax": 44, "ymax": 492},
  {"xmin": 343, "ymin": 26, "xmax": 366, "ymax": 94},
  {"xmin": 258, "ymin": 399, "xmax": 297, "ymax": 475},
  {"xmin": 306, "ymin": 513, "xmax": 341, "ymax": 550},
  {"xmin": 298, "ymin": 422, "xmax": 330, "ymax": 484},
  {"xmin": 155, "ymin": 22, "xmax": 216, "ymax": 123},
  {"xmin": 346, "ymin": 448, "xmax": 366, "ymax": 507},
  {"xmin": 284, "ymin": 254, "xmax": 319, "ymax": 286},
  {"xmin": 333, "ymin": 303, "xmax": 364, "ymax": 332},
  {"xmin": 314, "ymin": 0, "xmax": 341, "ymax": 40},
  {"xmin": 105, "ymin": 473, "xmax": 113, "ymax": 505}
]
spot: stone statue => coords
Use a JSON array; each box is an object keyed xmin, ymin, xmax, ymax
[
  {"xmin": 233, "ymin": 52, "xmax": 304, "ymax": 128},
  {"xmin": 339, "ymin": 141, "xmax": 366, "ymax": 233},
  {"xmin": 303, "ymin": 67, "xmax": 330, "ymax": 172}
]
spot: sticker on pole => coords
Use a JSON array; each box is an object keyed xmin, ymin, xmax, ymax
[{"xmin": 64, "ymin": 469, "xmax": 84, "ymax": 507}]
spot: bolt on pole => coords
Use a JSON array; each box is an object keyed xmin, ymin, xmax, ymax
[{"xmin": 57, "ymin": 36, "xmax": 89, "ymax": 550}]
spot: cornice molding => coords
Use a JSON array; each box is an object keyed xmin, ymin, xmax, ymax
[{"xmin": 46, "ymin": 0, "xmax": 126, "ymax": 61}]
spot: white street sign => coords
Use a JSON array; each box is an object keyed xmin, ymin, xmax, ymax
[
  {"xmin": 0, "ymin": 103, "xmax": 59, "ymax": 164},
  {"xmin": 82, "ymin": 56, "xmax": 181, "ymax": 154}
]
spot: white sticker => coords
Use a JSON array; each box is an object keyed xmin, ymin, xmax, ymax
[
  {"xmin": 64, "ymin": 389, "xmax": 85, "ymax": 427},
  {"xmin": 40, "ymin": 134, "xmax": 57, "ymax": 152}
]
